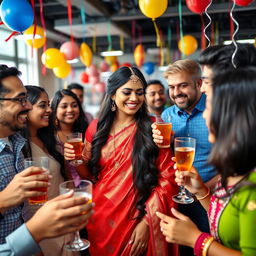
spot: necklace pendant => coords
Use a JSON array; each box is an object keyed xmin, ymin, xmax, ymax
[{"xmin": 115, "ymin": 161, "xmax": 120, "ymax": 169}]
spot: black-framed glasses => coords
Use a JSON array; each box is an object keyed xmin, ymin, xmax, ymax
[{"xmin": 0, "ymin": 96, "xmax": 29, "ymax": 107}]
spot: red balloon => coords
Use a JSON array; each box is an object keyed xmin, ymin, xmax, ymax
[
  {"xmin": 234, "ymin": 0, "xmax": 254, "ymax": 6},
  {"xmin": 79, "ymin": 72, "xmax": 89, "ymax": 84},
  {"xmin": 186, "ymin": 0, "xmax": 211, "ymax": 14},
  {"xmin": 121, "ymin": 62, "xmax": 132, "ymax": 67}
]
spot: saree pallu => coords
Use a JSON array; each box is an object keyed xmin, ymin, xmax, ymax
[{"xmin": 85, "ymin": 120, "xmax": 179, "ymax": 256}]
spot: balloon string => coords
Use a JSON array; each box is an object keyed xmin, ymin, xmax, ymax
[
  {"xmin": 4, "ymin": 31, "xmax": 18, "ymax": 42},
  {"xmin": 0, "ymin": 22, "xmax": 4, "ymax": 25},
  {"xmin": 120, "ymin": 34, "xmax": 124, "ymax": 51},
  {"xmin": 166, "ymin": 26, "xmax": 172, "ymax": 64},
  {"xmin": 30, "ymin": 0, "xmax": 36, "ymax": 55},
  {"xmin": 200, "ymin": 14, "xmax": 206, "ymax": 50},
  {"xmin": 230, "ymin": 0, "xmax": 239, "ymax": 68},
  {"xmin": 80, "ymin": 4, "xmax": 86, "ymax": 43},
  {"xmin": 92, "ymin": 27, "xmax": 96, "ymax": 53},
  {"xmin": 178, "ymin": 0, "xmax": 184, "ymax": 59},
  {"xmin": 152, "ymin": 19, "xmax": 161, "ymax": 47},
  {"xmin": 39, "ymin": 0, "xmax": 46, "ymax": 75},
  {"xmin": 107, "ymin": 21, "xmax": 112, "ymax": 50},
  {"xmin": 204, "ymin": 0, "xmax": 212, "ymax": 48}
]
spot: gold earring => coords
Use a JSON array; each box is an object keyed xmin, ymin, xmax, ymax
[
  {"xmin": 55, "ymin": 118, "xmax": 59, "ymax": 127},
  {"xmin": 111, "ymin": 101, "xmax": 116, "ymax": 112}
]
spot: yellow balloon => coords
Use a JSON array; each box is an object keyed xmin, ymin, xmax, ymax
[
  {"xmin": 24, "ymin": 25, "xmax": 46, "ymax": 49},
  {"xmin": 178, "ymin": 35, "xmax": 198, "ymax": 56},
  {"xmin": 139, "ymin": 0, "xmax": 168, "ymax": 19},
  {"xmin": 53, "ymin": 62, "xmax": 71, "ymax": 79},
  {"xmin": 104, "ymin": 54, "xmax": 117, "ymax": 66},
  {"xmin": 80, "ymin": 42, "xmax": 93, "ymax": 67},
  {"xmin": 134, "ymin": 44, "xmax": 145, "ymax": 67},
  {"xmin": 41, "ymin": 48, "xmax": 66, "ymax": 69}
]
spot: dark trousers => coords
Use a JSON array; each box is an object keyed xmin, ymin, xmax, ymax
[{"xmin": 178, "ymin": 201, "xmax": 210, "ymax": 256}]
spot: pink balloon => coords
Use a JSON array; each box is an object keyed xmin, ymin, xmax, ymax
[
  {"xmin": 100, "ymin": 61, "xmax": 110, "ymax": 72},
  {"xmin": 94, "ymin": 82, "xmax": 106, "ymax": 93},
  {"xmin": 87, "ymin": 64, "xmax": 99, "ymax": 76},
  {"xmin": 89, "ymin": 75, "xmax": 100, "ymax": 85},
  {"xmin": 60, "ymin": 41, "xmax": 79, "ymax": 60}
]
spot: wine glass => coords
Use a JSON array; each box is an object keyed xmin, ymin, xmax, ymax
[
  {"xmin": 66, "ymin": 133, "xmax": 84, "ymax": 166},
  {"xmin": 59, "ymin": 180, "xmax": 92, "ymax": 251},
  {"xmin": 172, "ymin": 137, "xmax": 196, "ymax": 204}
]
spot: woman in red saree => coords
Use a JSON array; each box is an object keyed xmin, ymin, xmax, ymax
[{"xmin": 64, "ymin": 67, "xmax": 178, "ymax": 256}]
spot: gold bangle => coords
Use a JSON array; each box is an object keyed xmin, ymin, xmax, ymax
[
  {"xmin": 196, "ymin": 187, "xmax": 210, "ymax": 200},
  {"xmin": 202, "ymin": 236, "xmax": 214, "ymax": 256}
]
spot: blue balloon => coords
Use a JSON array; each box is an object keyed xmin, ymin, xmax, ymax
[
  {"xmin": 143, "ymin": 62, "xmax": 155, "ymax": 75},
  {"xmin": 0, "ymin": 0, "xmax": 34, "ymax": 32}
]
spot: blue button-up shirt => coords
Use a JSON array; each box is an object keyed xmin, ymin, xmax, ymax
[
  {"xmin": 0, "ymin": 133, "xmax": 26, "ymax": 244},
  {"xmin": 162, "ymin": 94, "xmax": 216, "ymax": 182}
]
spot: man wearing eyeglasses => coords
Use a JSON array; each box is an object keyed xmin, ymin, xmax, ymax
[{"xmin": 0, "ymin": 64, "xmax": 51, "ymax": 245}]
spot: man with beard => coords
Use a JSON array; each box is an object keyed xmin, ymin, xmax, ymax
[
  {"xmin": 0, "ymin": 65, "xmax": 50, "ymax": 244},
  {"xmin": 145, "ymin": 80, "xmax": 167, "ymax": 117},
  {"xmin": 160, "ymin": 59, "xmax": 216, "ymax": 256}
]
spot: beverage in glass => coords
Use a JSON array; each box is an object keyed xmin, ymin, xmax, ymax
[
  {"xmin": 24, "ymin": 157, "xmax": 49, "ymax": 205},
  {"xmin": 67, "ymin": 133, "xmax": 83, "ymax": 166},
  {"xmin": 155, "ymin": 116, "xmax": 172, "ymax": 148},
  {"xmin": 59, "ymin": 180, "xmax": 92, "ymax": 251},
  {"xmin": 172, "ymin": 137, "xmax": 196, "ymax": 204}
]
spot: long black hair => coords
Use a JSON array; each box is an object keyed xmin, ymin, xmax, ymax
[
  {"xmin": 208, "ymin": 67, "xmax": 256, "ymax": 189},
  {"xmin": 89, "ymin": 67, "xmax": 159, "ymax": 218},
  {"xmin": 21, "ymin": 86, "xmax": 66, "ymax": 179},
  {"xmin": 50, "ymin": 89, "xmax": 88, "ymax": 139}
]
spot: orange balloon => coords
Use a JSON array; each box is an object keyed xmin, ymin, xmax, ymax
[
  {"xmin": 178, "ymin": 35, "xmax": 198, "ymax": 56},
  {"xmin": 134, "ymin": 44, "xmax": 145, "ymax": 67},
  {"xmin": 104, "ymin": 54, "xmax": 117, "ymax": 66}
]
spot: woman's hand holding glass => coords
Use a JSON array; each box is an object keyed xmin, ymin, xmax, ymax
[{"xmin": 151, "ymin": 122, "xmax": 175, "ymax": 147}]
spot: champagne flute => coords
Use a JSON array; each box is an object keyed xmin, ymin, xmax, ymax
[
  {"xmin": 172, "ymin": 137, "xmax": 196, "ymax": 204},
  {"xmin": 59, "ymin": 180, "xmax": 92, "ymax": 251},
  {"xmin": 67, "ymin": 133, "xmax": 84, "ymax": 166}
]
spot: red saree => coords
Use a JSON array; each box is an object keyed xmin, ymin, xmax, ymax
[{"xmin": 84, "ymin": 120, "xmax": 179, "ymax": 256}]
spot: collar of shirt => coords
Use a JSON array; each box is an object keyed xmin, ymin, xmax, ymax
[
  {"xmin": 173, "ymin": 93, "xmax": 206, "ymax": 116},
  {"xmin": 0, "ymin": 133, "xmax": 26, "ymax": 153}
]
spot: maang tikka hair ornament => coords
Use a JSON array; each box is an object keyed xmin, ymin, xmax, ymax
[{"xmin": 128, "ymin": 67, "xmax": 143, "ymax": 84}]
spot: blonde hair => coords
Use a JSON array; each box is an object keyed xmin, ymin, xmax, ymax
[{"xmin": 164, "ymin": 59, "xmax": 201, "ymax": 79}]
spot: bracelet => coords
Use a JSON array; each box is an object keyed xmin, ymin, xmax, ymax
[
  {"xmin": 194, "ymin": 233, "xmax": 211, "ymax": 256},
  {"xmin": 196, "ymin": 187, "xmax": 210, "ymax": 200},
  {"xmin": 202, "ymin": 236, "xmax": 214, "ymax": 256}
]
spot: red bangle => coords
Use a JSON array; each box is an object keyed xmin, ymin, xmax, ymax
[{"xmin": 194, "ymin": 233, "xmax": 211, "ymax": 256}]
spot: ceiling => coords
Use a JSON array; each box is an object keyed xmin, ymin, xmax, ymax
[{"xmin": 5, "ymin": 0, "xmax": 256, "ymax": 56}]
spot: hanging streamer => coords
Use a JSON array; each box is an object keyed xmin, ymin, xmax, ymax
[
  {"xmin": 120, "ymin": 34, "xmax": 124, "ymax": 52},
  {"xmin": 92, "ymin": 27, "xmax": 96, "ymax": 53},
  {"xmin": 230, "ymin": 0, "xmax": 239, "ymax": 68},
  {"xmin": 203, "ymin": 0, "xmax": 212, "ymax": 48},
  {"xmin": 152, "ymin": 19, "xmax": 161, "ymax": 47},
  {"xmin": 178, "ymin": 0, "xmax": 184, "ymax": 59},
  {"xmin": 107, "ymin": 21, "xmax": 112, "ymax": 50},
  {"xmin": 215, "ymin": 22, "xmax": 219, "ymax": 44},
  {"xmin": 138, "ymin": 26, "xmax": 142, "ymax": 45},
  {"xmin": 39, "ymin": 0, "xmax": 47, "ymax": 75},
  {"xmin": 166, "ymin": 26, "xmax": 172, "ymax": 64},
  {"xmin": 210, "ymin": 22, "xmax": 215, "ymax": 44},
  {"xmin": 30, "ymin": 0, "xmax": 36, "ymax": 55},
  {"xmin": 229, "ymin": 0, "xmax": 235, "ymax": 40},
  {"xmin": 200, "ymin": 15, "xmax": 206, "ymax": 50},
  {"xmin": 80, "ymin": 4, "xmax": 86, "ymax": 42}
]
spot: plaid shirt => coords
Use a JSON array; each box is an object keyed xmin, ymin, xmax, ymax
[
  {"xmin": 0, "ymin": 133, "xmax": 26, "ymax": 244},
  {"xmin": 162, "ymin": 94, "xmax": 216, "ymax": 182}
]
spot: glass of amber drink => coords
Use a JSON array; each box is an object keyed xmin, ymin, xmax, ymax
[
  {"xmin": 172, "ymin": 137, "xmax": 196, "ymax": 204},
  {"xmin": 155, "ymin": 116, "xmax": 172, "ymax": 148},
  {"xmin": 67, "ymin": 133, "xmax": 84, "ymax": 166},
  {"xmin": 24, "ymin": 157, "xmax": 49, "ymax": 205},
  {"xmin": 59, "ymin": 180, "xmax": 92, "ymax": 251}
]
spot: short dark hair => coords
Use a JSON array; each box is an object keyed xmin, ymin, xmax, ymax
[
  {"xmin": 0, "ymin": 64, "xmax": 22, "ymax": 97},
  {"xmin": 67, "ymin": 83, "xmax": 84, "ymax": 92},
  {"xmin": 146, "ymin": 80, "xmax": 164, "ymax": 89},
  {"xmin": 209, "ymin": 67, "xmax": 256, "ymax": 188},
  {"xmin": 199, "ymin": 43, "xmax": 256, "ymax": 74}
]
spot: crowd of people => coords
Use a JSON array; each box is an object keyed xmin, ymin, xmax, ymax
[{"xmin": 0, "ymin": 43, "xmax": 256, "ymax": 256}]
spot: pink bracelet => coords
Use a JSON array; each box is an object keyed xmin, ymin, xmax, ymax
[{"xmin": 194, "ymin": 233, "xmax": 211, "ymax": 256}]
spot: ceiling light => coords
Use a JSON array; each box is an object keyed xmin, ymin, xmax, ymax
[
  {"xmin": 15, "ymin": 34, "xmax": 42, "ymax": 40},
  {"xmin": 100, "ymin": 50, "xmax": 123, "ymax": 57},
  {"xmin": 223, "ymin": 39, "xmax": 255, "ymax": 45},
  {"xmin": 67, "ymin": 58, "xmax": 79, "ymax": 64}
]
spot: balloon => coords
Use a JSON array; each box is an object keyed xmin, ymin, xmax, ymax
[
  {"xmin": 41, "ymin": 48, "xmax": 66, "ymax": 69},
  {"xmin": 99, "ymin": 61, "xmax": 109, "ymax": 72},
  {"xmin": 110, "ymin": 61, "xmax": 119, "ymax": 72},
  {"xmin": 24, "ymin": 25, "xmax": 46, "ymax": 49},
  {"xmin": 143, "ymin": 62, "xmax": 155, "ymax": 75},
  {"xmin": 234, "ymin": 0, "xmax": 254, "ymax": 6},
  {"xmin": 80, "ymin": 42, "xmax": 93, "ymax": 67},
  {"xmin": 94, "ymin": 82, "xmax": 106, "ymax": 93},
  {"xmin": 0, "ymin": 0, "xmax": 34, "ymax": 32},
  {"xmin": 80, "ymin": 72, "xmax": 89, "ymax": 84},
  {"xmin": 89, "ymin": 75, "xmax": 100, "ymax": 85},
  {"xmin": 121, "ymin": 62, "xmax": 132, "ymax": 67},
  {"xmin": 178, "ymin": 35, "xmax": 198, "ymax": 56},
  {"xmin": 134, "ymin": 44, "xmax": 145, "ymax": 67},
  {"xmin": 87, "ymin": 64, "xmax": 99, "ymax": 76},
  {"xmin": 60, "ymin": 41, "xmax": 80, "ymax": 60},
  {"xmin": 104, "ymin": 55, "xmax": 117, "ymax": 65},
  {"xmin": 186, "ymin": 0, "xmax": 211, "ymax": 14},
  {"xmin": 53, "ymin": 62, "xmax": 71, "ymax": 79},
  {"xmin": 139, "ymin": 0, "xmax": 168, "ymax": 19}
]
